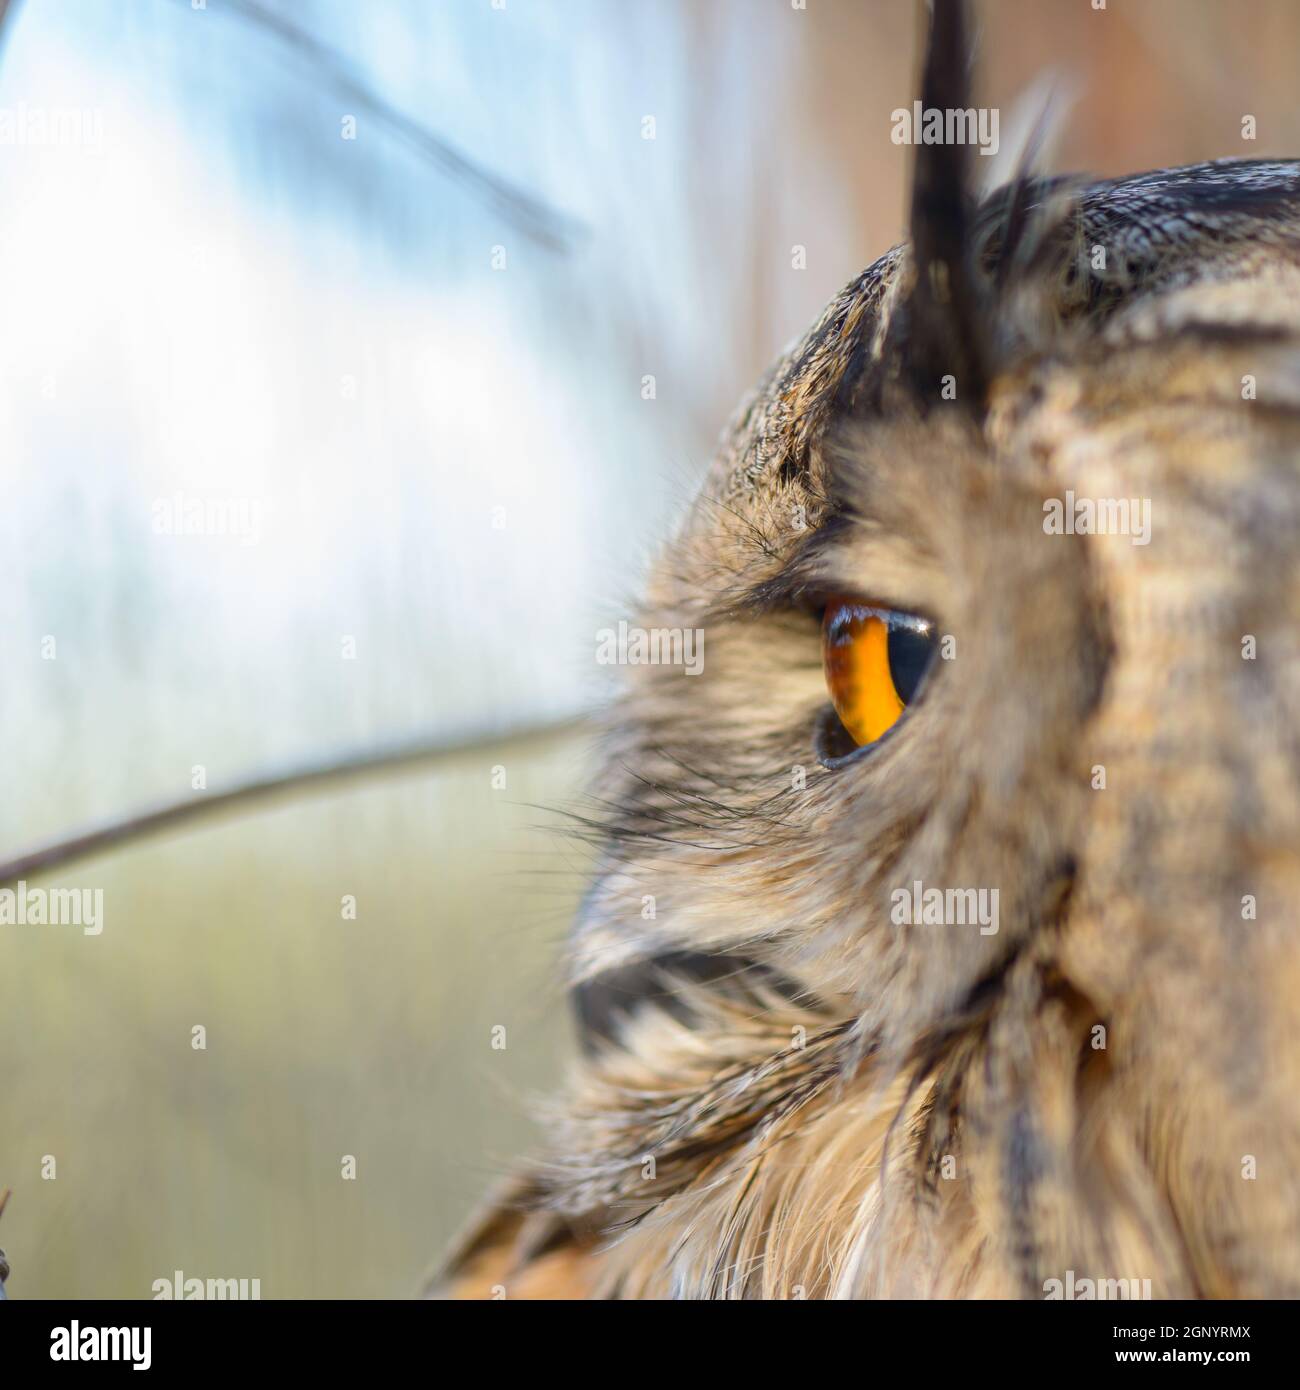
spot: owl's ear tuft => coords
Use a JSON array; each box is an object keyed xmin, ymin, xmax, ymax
[{"xmin": 895, "ymin": 0, "xmax": 991, "ymax": 415}]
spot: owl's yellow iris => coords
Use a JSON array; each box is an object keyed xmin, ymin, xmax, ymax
[{"xmin": 822, "ymin": 601, "xmax": 906, "ymax": 747}]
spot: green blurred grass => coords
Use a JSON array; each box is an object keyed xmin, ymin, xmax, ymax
[{"xmin": 0, "ymin": 728, "xmax": 587, "ymax": 1298}]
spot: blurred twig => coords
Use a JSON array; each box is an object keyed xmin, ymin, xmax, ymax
[
  {"xmin": 0, "ymin": 1187, "xmax": 10, "ymax": 1300},
  {"xmin": 0, "ymin": 0, "xmax": 21, "ymax": 61},
  {"xmin": 0, "ymin": 715, "xmax": 591, "ymax": 886},
  {"xmin": 195, "ymin": 0, "xmax": 586, "ymax": 252}
]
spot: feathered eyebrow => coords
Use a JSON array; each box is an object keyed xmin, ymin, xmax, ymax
[{"xmin": 708, "ymin": 511, "xmax": 855, "ymax": 622}]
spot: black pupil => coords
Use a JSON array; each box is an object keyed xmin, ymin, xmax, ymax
[{"xmin": 886, "ymin": 621, "xmax": 934, "ymax": 705}]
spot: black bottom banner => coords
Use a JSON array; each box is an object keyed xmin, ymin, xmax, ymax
[{"xmin": 0, "ymin": 1296, "xmax": 1284, "ymax": 1374}]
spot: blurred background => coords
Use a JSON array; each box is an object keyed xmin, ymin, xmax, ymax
[{"xmin": 1, "ymin": 0, "xmax": 1297, "ymax": 1298}]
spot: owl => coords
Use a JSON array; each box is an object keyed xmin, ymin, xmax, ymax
[{"xmin": 438, "ymin": 0, "xmax": 1300, "ymax": 1298}]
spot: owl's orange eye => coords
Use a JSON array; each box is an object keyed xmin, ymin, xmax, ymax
[{"xmin": 821, "ymin": 598, "xmax": 936, "ymax": 751}]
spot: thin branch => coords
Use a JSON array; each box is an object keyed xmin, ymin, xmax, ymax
[
  {"xmin": 0, "ymin": 1187, "xmax": 9, "ymax": 1297},
  {"xmin": 0, "ymin": 0, "xmax": 21, "ymax": 61},
  {"xmin": 0, "ymin": 714, "xmax": 592, "ymax": 887},
  {"xmin": 198, "ymin": 0, "xmax": 586, "ymax": 253}
]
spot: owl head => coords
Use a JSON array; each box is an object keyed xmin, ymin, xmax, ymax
[{"xmin": 442, "ymin": 0, "xmax": 1300, "ymax": 1299}]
